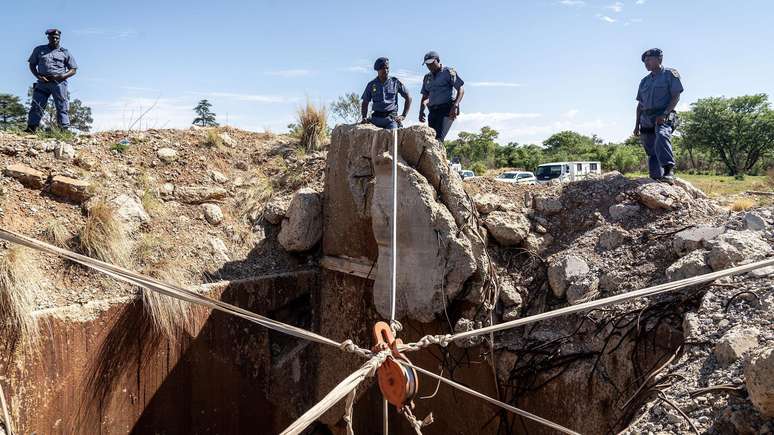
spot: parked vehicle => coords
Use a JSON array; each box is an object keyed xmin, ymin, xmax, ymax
[
  {"xmin": 494, "ymin": 171, "xmax": 537, "ymax": 185},
  {"xmin": 536, "ymin": 161, "xmax": 601, "ymax": 183},
  {"xmin": 460, "ymin": 170, "xmax": 476, "ymax": 180}
]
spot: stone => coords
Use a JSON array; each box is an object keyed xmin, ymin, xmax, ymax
[
  {"xmin": 749, "ymin": 265, "xmax": 774, "ymax": 278},
  {"xmin": 74, "ymin": 155, "xmax": 97, "ymax": 170},
  {"xmin": 715, "ymin": 326, "xmax": 760, "ymax": 366},
  {"xmin": 174, "ymin": 186, "xmax": 229, "ymax": 204},
  {"xmin": 54, "ymin": 142, "xmax": 76, "ymax": 160},
  {"xmin": 745, "ymin": 345, "xmax": 774, "ymax": 417},
  {"xmin": 499, "ymin": 278, "xmax": 523, "ymax": 307},
  {"xmin": 208, "ymin": 170, "xmax": 228, "ymax": 184},
  {"xmin": 523, "ymin": 233, "xmax": 552, "ymax": 254},
  {"xmin": 219, "ymin": 132, "xmax": 236, "ymax": 146},
  {"xmin": 666, "ymin": 250, "xmax": 711, "ymax": 281},
  {"xmin": 672, "ymin": 225, "xmax": 725, "ymax": 256},
  {"xmin": 484, "ymin": 211, "xmax": 531, "ymax": 246},
  {"xmin": 547, "ymin": 255, "xmax": 591, "ymax": 298},
  {"xmin": 673, "ymin": 177, "xmax": 708, "ymax": 199},
  {"xmin": 682, "ymin": 312, "xmax": 701, "ymax": 340},
  {"xmin": 202, "ymin": 203, "xmax": 224, "ymax": 225},
  {"xmin": 109, "ymin": 193, "xmax": 150, "ymax": 231},
  {"xmin": 453, "ymin": 318, "xmax": 484, "ymax": 348},
  {"xmin": 157, "ymin": 147, "xmax": 178, "ymax": 163},
  {"xmin": 208, "ymin": 238, "xmax": 230, "ymax": 262},
  {"xmin": 636, "ymin": 182, "xmax": 693, "ymax": 210},
  {"xmin": 497, "ymin": 351, "xmax": 518, "ymax": 382},
  {"xmin": 706, "ymin": 230, "xmax": 773, "ymax": 271},
  {"xmin": 609, "ymin": 203, "xmax": 641, "ymax": 221},
  {"xmin": 160, "ymin": 183, "xmax": 175, "ymax": 198},
  {"xmin": 278, "ymin": 188, "xmax": 322, "ymax": 252},
  {"xmin": 473, "ymin": 193, "xmax": 500, "ymax": 214},
  {"xmin": 744, "ymin": 212, "xmax": 768, "ymax": 231},
  {"xmin": 49, "ymin": 175, "xmax": 92, "ymax": 203},
  {"xmin": 597, "ymin": 226, "xmax": 629, "ymax": 251},
  {"xmin": 566, "ymin": 275, "xmax": 600, "ymax": 305},
  {"xmin": 533, "ymin": 195, "xmax": 562, "ymax": 215},
  {"xmin": 3, "ymin": 163, "xmax": 46, "ymax": 189},
  {"xmin": 263, "ymin": 195, "xmax": 292, "ymax": 225},
  {"xmin": 502, "ymin": 306, "xmax": 521, "ymax": 321}
]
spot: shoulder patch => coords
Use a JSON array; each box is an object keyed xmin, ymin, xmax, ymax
[
  {"xmin": 669, "ymin": 69, "xmax": 680, "ymax": 78},
  {"xmin": 448, "ymin": 67, "xmax": 457, "ymax": 80}
]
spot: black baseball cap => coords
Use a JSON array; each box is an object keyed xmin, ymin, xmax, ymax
[
  {"xmin": 641, "ymin": 48, "xmax": 663, "ymax": 62},
  {"xmin": 423, "ymin": 51, "xmax": 440, "ymax": 64},
  {"xmin": 45, "ymin": 29, "xmax": 61, "ymax": 36}
]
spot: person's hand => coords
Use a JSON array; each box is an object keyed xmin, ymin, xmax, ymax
[
  {"xmin": 360, "ymin": 118, "xmax": 369, "ymax": 124},
  {"xmin": 419, "ymin": 112, "xmax": 426, "ymax": 123},
  {"xmin": 655, "ymin": 115, "xmax": 666, "ymax": 125},
  {"xmin": 395, "ymin": 115, "xmax": 405, "ymax": 123},
  {"xmin": 633, "ymin": 126, "xmax": 640, "ymax": 137},
  {"xmin": 448, "ymin": 104, "xmax": 460, "ymax": 120},
  {"xmin": 53, "ymin": 74, "xmax": 64, "ymax": 81},
  {"xmin": 37, "ymin": 75, "xmax": 48, "ymax": 82}
]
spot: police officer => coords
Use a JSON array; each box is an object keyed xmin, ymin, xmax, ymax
[
  {"xmin": 26, "ymin": 29, "xmax": 78, "ymax": 133},
  {"xmin": 634, "ymin": 48, "xmax": 683, "ymax": 184},
  {"xmin": 361, "ymin": 57, "xmax": 411, "ymax": 129},
  {"xmin": 418, "ymin": 51, "xmax": 465, "ymax": 142}
]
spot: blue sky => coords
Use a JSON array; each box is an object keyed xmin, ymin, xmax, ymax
[{"xmin": 2, "ymin": 0, "xmax": 773, "ymax": 144}]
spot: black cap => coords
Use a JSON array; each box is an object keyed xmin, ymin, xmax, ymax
[
  {"xmin": 423, "ymin": 51, "xmax": 440, "ymax": 65},
  {"xmin": 373, "ymin": 57, "xmax": 389, "ymax": 71},
  {"xmin": 45, "ymin": 29, "xmax": 61, "ymax": 36},
  {"xmin": 641, "ymin": 48, "xmax": 663, "ymax": 62}
]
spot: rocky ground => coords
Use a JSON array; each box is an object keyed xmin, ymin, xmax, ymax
[{"xmin": 0, "ymin": 127, "xmax": 325, "ymax": 309}]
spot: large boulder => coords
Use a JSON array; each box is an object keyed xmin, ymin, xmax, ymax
[
  {"xmin": 49, "ymin": 175, "xmax": 92, "ymax": 203},
  {"xmin": 745, "ymin": 345, "xmax": 774, "ymax": 417},
  {"xmin": 484, "ymin": 211, "xmax": 531, "ymax": 246},
  {"xmin": 278, "ymin": 188, "xmax": 322, "ymax": 252},
  {"xmin": 744, "ymin": 211, "xmax": 768, "ymax": 231},
  {"xmin": 714, "ymin": 326, "xmax": 760, "ymax": 366},
  {"xmin": 672, "ymin": 225, "xmax": 725, "ymax": 256},
  {"xmin": 666, "ymin": 249, "xmax": 711, "ymax": 281},
  {"xmin": 636, "ymin": 182, "xmax": 693, "ymax": 210},
  {"xmin": 109, "ymin": 193, "xmax": 150, "ymax": 231},
  {"xmin": 4, "ymin": 163, "xmax": 46, "ymax": 189},
  {"xmin": 547, "ymin": 255, "xmax": 591, "ymax": 298},
  {"xmin": 706, "ymin": 230, "xmax": 773, "ymax": 271},
  {"xmin": 473, "ymin": 193, "xmax": 501, "ymax": 214}
]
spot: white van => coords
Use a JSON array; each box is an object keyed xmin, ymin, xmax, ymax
[{"xmin": 535, "ymin": 161, "xmax": 602, "ymax": 183}]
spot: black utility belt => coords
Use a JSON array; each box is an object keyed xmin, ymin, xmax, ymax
[
  {"xmin": 372, "ymin": 111, "xmax": 397, "ymax": 118},
  {"xmin": 428, "ymin": 102, "xmax": 453, "ymax": 112}
]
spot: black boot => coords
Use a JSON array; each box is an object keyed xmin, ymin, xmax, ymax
[
  {"xmin": 660, "ymin": 165, "xmax": 675, "ymax": 185},
  {"xmin": 24, "ymin": 125, "xmax": 38, "ymax": 134}
]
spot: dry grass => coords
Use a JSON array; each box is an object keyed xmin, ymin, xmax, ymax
[
  {"xmin": 44, "ymin": 220, "xmax": 71, "ymax": 248},
  {"xmin": 295, "ymin": 100, "xmax": 328, "ymax": 151},
  {"xmin": 202, "ymin": 128, "xmax": 224, "ymax": 148},
  {"xmin": 79, "ymin": 201, "xmax": 130, "ymax": 267},
  {"xmin": 730, "ymin": 197, "xmax": 756, "ymax": 211},
  {"xmin": 0, "ymin": 247, "xmax": 41, "ymax": 348},
  {"xmin": 235, "ymin": 172, "xmax": 273, "ymax": 223},
  {"xmin": 134, "ymin": 234, "xmax": 194, "ymax": 339}
]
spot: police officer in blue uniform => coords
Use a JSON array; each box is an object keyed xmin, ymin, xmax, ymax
[
  {"xmin": 419, "ymin": 51, "xmax": 465, "ymax": 142},
  {"xmin": 361, "ymin": 57, "xmax": 411, "ymax": 129},
  {"xmin": 26, "ymin": 29, "xmax": 78, "ymax": 133},
  {"xmin": 634, "ymin": 48, "xmax": 683, "ymax": 184}
]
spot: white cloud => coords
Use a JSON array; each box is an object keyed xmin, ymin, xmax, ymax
[
  {"xmin": 458, "ymin": 112, "xmax": 542, "ymax": 122},
  {"xmin": 265, "ymin": 69, "xmax": 314, "ymax": 77},
  {"xmin": 598, "ymin": 15, "xmax": 617, "ymax": 23},
  {"xmin": 563, "ymin": 109, "xmax": 579, "ymax": 119},
  {"xmin": 201, "ymin": 92, "xmax": 297, "ymax": 103},
  {"xmin": 344, "ymin": 66, "xmax": 370, "ymax": 73},
  {"xmin": 394, "ymin": 69, "xmax": 425, "ymax": 86},
  {"xmin": 606, "ymin": 2, "xmax": 624, "ymax": 13},
  {"xmin": 636, "ymin": 0, "xmax": 646, "ymax": 4},
  {"xmin": 559, "ymin": 0, "xmax": 586, "ymax": 6},
  {"xmin": 467, "ymin": 81, "xmax": 524, "ymax": 88},
  {"xmin": 73, "ymin": 28, "xmax": 138, "ymax": 40}
]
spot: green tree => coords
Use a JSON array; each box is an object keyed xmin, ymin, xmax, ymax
[
  {"xmin": 192, "ymin": 99, "xmax": 218, "ymax": 127},
  {"xmin": 445, "ymin": 126, "xmax": 499, "ymax": 168},
  {"xmin": 495, "ymin": 143, "xmax": 544, "ymax": 171},
  {"xmin": 542, "ymin": 130, "xmax": 598, "ymax": 154},
  {"xmin": 681, "ymin": 94, "xmax": 774, "ymax": 176},
  {"xmin": 330, "ymin": 92, "xmax": 361, "ymax": 124},
  {"xmin": 0, "ymin": 94, "xmax": 27, "ymax": 130}
]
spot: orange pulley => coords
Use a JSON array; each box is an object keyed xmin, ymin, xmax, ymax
[{"xmin": 372, "ymin": 321, "xmax": 419, "ymax": 410}]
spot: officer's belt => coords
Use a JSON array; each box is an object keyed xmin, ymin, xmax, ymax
[
  {"xmin": 643, "ymin": 107, "xmax": 668, "ymax": 116},
  {"xmin": 372, "ymin": 110, "xmax": 397, "ymax": 118}
]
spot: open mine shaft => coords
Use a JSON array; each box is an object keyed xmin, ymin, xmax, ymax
[{"xmin": 0, "ymin": 125, "xmax": 772, "ymax": 434}]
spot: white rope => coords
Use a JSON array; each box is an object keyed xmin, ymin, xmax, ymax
[
  {"xmin": 0, "ymin": 228, "xmax": 373, "ymax": 358},
  {"xmin": 404, "ymin": 362, "xmax": 580, "ymax": 435},
  {"xmin": 390, "ymin": 128, "xmax": 398, "ymax": 324},
  {"xmin": 0, "ymin": 380, "xmax": 13, "ymax": 435},
  {"xmin": 404, "ymin": 257, "xmax": 774, "ymax": 348},
  {"xmin": 280, "ymin": 350, "xmax": 390, "ymax": 435}
]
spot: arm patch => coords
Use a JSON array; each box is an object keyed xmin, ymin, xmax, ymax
[{"xmin": 670, "ymin": 69, "xmax": 680, "ymax": 78}]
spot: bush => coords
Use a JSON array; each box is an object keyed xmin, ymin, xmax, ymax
[
  {"xmin": 79, "ymin": 201, "xmax": 130, "ymax": 267},
  {"xmin": 202, "ymin": 128, "xmax": 224, "ymax": 148},
  {"xmin": 0, "ymin": 247, "xmax": 41, "ymax": 348},
  {"xmin": 470, "ymin": 161, "xmax": 488, "ymax": 176},
  {"xmin": 294, "ymin": 100, "xmax": 328, "ymax": 151}
]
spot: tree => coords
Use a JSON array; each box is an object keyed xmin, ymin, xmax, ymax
[
  {"xmin": 0, "ymin": 94, "xmax": 27, "ymax": 130},
  {"xmin": 445, "ymin": 126, "xmax": 499, "ymax": 168},
  {"xmin": 495, "ymin": 143, "xmax": 544, "ymax": 171},
  {"xmin": 542, "ymin": 130, "xmax": 598, "ymax": 154},
  {"xmin": 330, "ymin": 93, "xmax": 361, "ymax": 124},
  {"xmin": 192, "ymin": 99, "xmax": 218, "ymax": 127},
  {"xmin": 25, "ymin": 86, "xmax": 93, "ymax": 131},
  {"xmin": 681, "ymin": 94, "xmax": 774, "ymax": 176}
]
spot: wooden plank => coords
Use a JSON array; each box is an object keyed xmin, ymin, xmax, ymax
[{"xmin": 320, "ymin": 255, "xmax": 375, "ymax": 280}]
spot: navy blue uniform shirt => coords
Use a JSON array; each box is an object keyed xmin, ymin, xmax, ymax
[{"xmin": 362, "ymin": 76, "xmax": 408, "ymax": 114}]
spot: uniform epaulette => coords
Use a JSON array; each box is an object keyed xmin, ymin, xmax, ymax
[
  {"xmin": 448, "ymin": 67, "xmax": 457, "ymax": 80},
  {"xmin": 668, "ymin": 68, "xmax": 680, "ymax": 78}
]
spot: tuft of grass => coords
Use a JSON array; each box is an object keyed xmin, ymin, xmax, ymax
[
  {"xmin": 36, "ymin": 127, "xmax": 75, "ymax": 141},
  {"xmin": 110, "ymin": 142, "xmax": 130, "ymax": 154},
  {"xmin": 730, "ymin": 197, "xmax": 756, "ymax": 211},
  {"xmin": 79, "ymin": 201, "xmax": 130, "ymax": 267},
  {"xmin": 202, "ymin": 128, "xmax": 224, "ymax": 148},
  {"xmin": 235, "ymin": 172, "xmax": 273, "ymax": 223},
  {"xmin": 139, "ymin": 259, "xmax": 194, "ymax": 339},
  {"xmin": 294, "ymin": 100, "xmax": 328, "ymax": 151},
  {"xmin": 44, "ymin": 220, "xmax": 72, "ymax": 248},
  {"xmin": 137, "ymin": 172, "xmax": 164, "ymax": 218},
  {"xmin": 0, "ymin": 247, "xmax": 41, "ymax": 348}
]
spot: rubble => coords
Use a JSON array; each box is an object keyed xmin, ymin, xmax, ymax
[
  {"xmin": 547, "ymin": 254, "xmax": 591, "ymax": 298},
  {"xmin": 484, "ymin": 210, "xmax": 530, "ymax": 246},
  {"xmin": 706, "ymin": 230, "xmax": 773, "ymax": 270},
  {"xmin": 665, "ymin": 249, "xmax": 712, "ymax": 281}
]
